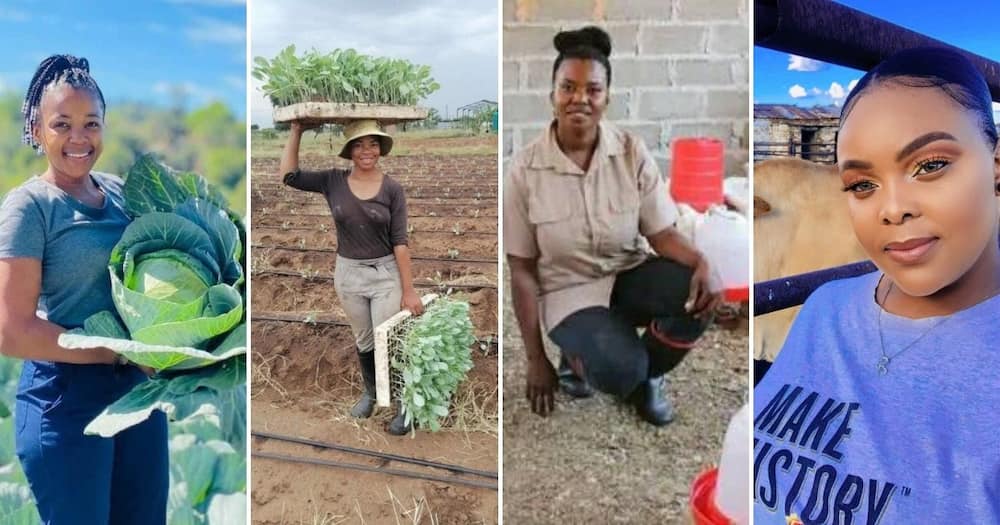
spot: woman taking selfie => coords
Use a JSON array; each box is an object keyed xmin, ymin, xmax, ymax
[
  {"xmin": 504, "ymin": 26, "xmax": 720, "ymax": 426},
  {"xmin": 754, "ymin": 47, "xmax": 1000, "ymax": 523},
  {"xmin": 0, "ymin": 55, "xmax": 167, "ymax": 524}
]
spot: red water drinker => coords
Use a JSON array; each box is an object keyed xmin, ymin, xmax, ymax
[{"xmin": 670, "ymin": 138, "xmax": 724, "ymax": 213}]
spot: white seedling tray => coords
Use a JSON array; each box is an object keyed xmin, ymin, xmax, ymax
[
  {"xmin": 273, "ymin": 102, "xmax": 429, "ymax": 125},
  {"xmin": 373, "ymin": 293, "xmax": 438, "ymax": 407}
]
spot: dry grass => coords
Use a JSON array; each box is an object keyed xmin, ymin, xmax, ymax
[
  {"xmin": 444, "ymin": 378, "xmax": 499, "ymax": 439},
  {"xmin": 252, "ymin": 353, "xmax": 290, "ymax": 400},
  {"xmin": 386, "ymin": 486, "xmax": 438, "ymax": 525}
]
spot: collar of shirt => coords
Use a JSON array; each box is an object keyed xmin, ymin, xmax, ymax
[{"xmin": 529, "ymin": 120, "xmax": 625, "ymax": 176}]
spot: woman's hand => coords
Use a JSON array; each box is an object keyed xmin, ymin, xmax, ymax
[
  {"xmin": 686, "ymin": 256, "xmax": 722, "ymax": 319},
  {"xmin": 526, "ymin": 355, "xmax": 558, "ymax": 416},
  {"xmin": 401, "ymin": 288, "xmax": 424, "ymax": 316},
  {"xmin": 289, "ymin": 121, "xmax": 322, "ymax": 135}
]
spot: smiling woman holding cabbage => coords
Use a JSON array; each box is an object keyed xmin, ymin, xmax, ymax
[
  {"xmin": 0, "ymin": 54, "xmax": 247, "ymax": 524},
  {"xmin": 0, "ymin": 55, "xmax": 170, "ymax": 524}
]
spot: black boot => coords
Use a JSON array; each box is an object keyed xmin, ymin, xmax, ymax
[
  {"xmin": 558, "ymin": 355, "xmax": 593, "ymax": 398},
  {"xmin": 387, "ymin": 400, "xmax": 411, "ymax": 435},
  {"xmin": 350, "ymin": 349, "xmax": 376, "ymax": 418},
  {"xmin": 630, "ymin": 376, "xmax": 675, "ymax": 427}
]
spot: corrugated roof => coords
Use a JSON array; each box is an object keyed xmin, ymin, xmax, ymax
[{"xmin": 754, "ymin": 104, "xmax": 840, "ymax": 120}]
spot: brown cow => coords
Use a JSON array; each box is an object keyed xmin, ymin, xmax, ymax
[{"xmin": 753, "ymin": 158, "xmax": 867, "ymax": 361}]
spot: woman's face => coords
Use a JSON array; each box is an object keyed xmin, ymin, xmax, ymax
[
  {"xmin": 837, "ymin": 82, "xmax": 1000, "ymax": 297},
  {"xmin": 350, "ymin": 136, "xmax": 381, "ymax": 170},
  {"xmin": 34, "ymin": 83, "xmax": 104, "ymax": 180},
  {"xmin": 551, "ymin": 58, "xmax": 608, "ymax": 134}
]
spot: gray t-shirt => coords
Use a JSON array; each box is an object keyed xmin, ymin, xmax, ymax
[
  {"xmin": 754, "ymin": 271, "xmax": 1000, "ymax": 523},
  {"xmin": 283, "ymin": 167, "xmax": 408, "ymax": 259},
  {"xmin": 0, "ymin": 172, "xmax": 130, "ymax": 329}
]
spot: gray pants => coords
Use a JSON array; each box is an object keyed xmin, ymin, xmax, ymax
[{"xmin": 333, "ymin": 253, "xmax": 403, "ymax": 354}]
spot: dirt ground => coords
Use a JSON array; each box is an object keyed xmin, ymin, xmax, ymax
[
  {"xmin": 250, "ymin": 132, "xmax": 499, "ymax": 524},
  {"xmin": 501, "ymin": 273, "xmax": 748, "ymax": 524}
]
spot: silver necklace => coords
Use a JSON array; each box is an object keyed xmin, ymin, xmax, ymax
[{"xmin": 875, "ymin": 279, "xmax": 952, "ymax": 376}]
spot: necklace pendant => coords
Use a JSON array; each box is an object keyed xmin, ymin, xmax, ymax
[{"xmin": 877, "ymin": 355, "xmax": 890, "ymax": 376}]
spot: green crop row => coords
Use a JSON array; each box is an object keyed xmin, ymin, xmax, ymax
[{"xmin": 253, "ymin": 45, "xmax": 440, "ymax": 107}]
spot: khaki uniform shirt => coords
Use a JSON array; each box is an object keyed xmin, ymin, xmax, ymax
[{"xmin": 504, "ymin": 121, "xmax": 678, "ymax": 330}]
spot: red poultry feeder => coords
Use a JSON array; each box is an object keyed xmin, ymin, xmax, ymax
[{"xmin": 689, "ymin": 467, "xmax": 731, "ymax": 525}]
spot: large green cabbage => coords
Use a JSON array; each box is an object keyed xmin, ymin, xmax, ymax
[{"xmin": 58, "ymin": 154, "xmax": 246, "ymax": 440}]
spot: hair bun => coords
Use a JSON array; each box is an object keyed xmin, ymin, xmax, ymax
[{"xmin": 554, "ymin": 26, "xmax": 612, "ymax": 57}]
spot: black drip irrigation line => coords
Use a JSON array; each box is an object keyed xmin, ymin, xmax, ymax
[
  {"xmin": 249, "ymin": 243, "xmax": 497, "ymax": 263},
  {"xmin": 252, "ymin": 452, "xmax": 498, "ymax": 491},
  {"xmin": 254, "ymin": 210, "xmax": 499, "ymax": 219},
  {"xmin": 251, "ymin": 313, "xmax": 498, "ymax": 340},
  {"xmin": 250, "ymin": 313, "xmax": 352, "ymax": 326},
  {"xmin": 253, "ymin": 225, "xmax": 497, "ymax": 236},
  {"xmin": 252, "ymin": 269, "xmax": 499, "ymax": 289},
  {"xmin": 252, "ymin": 430, "xmax": 497, "ymax": 479}
]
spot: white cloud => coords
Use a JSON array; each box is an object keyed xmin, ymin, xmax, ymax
[
  {"xmin": 249, "ymin": 0, "xmax": 497, "ymax": 124},
  {"xmin": 828, "ymin": 81, "xmax": 846, "ymax": 101},
  {"xmin": 153, "ymin": 81, "xmax": 221, "ymax": 105},
  {"xmin": 847, "ymin": 78, "xmax": 859, "ymax": 94},
  {"xmin": 223, "ymin": 75, "xmax": 244, "ymax": 91},
  {"xmin": 788, "ymin": 54, "xmax": 825, "ymax": 72},
  {"xmin": 789, "ymin": 84, "xmax": 807, "ymax": 98},
  {"xmin": 0, "ymin": 8, "xmax": 30, "ymax": 22},
  {"xmin": 810, "ymin": 87, "xmax": 823, "ymax": 96},
  {"xmin": 185, "ymin": 16, "xmax": 245, "ymax": 45},
  {"xmin": 168, "ymin": 0, "xmax": 245, "ymax": 5}
]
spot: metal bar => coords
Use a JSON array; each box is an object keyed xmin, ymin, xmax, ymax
[
  {"xmin": 754, "ymin": 260, "xmax": 878, "ymax": 316},
  {"xmin": 252, "ymin": 451, "xmax": 499, "ymax": 491},
  {"xmin": 754, "ymin": 0, "xmax": 1000, "ymax": 101},
  {"xmin": 252, "ymin": 430, "xmax": 498, "ymax": 479}
]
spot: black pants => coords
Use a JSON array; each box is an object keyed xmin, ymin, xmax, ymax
[{"xmin": 548, "ymin": 258, "xmax": 710, "ymax": 399}]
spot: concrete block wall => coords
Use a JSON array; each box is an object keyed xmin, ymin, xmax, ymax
[{"xmin": 503, "ymin": 0, "xmax": 749, "ymax": 177}]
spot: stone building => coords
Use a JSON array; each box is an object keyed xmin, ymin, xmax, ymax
[{"xmin": 753, "ymin": 104, "xmax": 838, "ymax": 163}]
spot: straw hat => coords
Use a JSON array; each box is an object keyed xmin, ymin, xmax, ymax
[{"xmin": 339, "ymin": 119, "xmax": 394, "ymax": 160}]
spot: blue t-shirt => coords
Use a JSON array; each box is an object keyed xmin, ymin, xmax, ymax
[
  {"xmin": 0, "ymin": 173, "xmax": 129, "ymax": 329},
  {"xmin": 754, "ymin": 271, "xmax": 1000, "ymax": 524}
]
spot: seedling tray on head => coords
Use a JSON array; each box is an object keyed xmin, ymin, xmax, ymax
[
  {"xmin": 373, "ymin": 293, "xmax": 438, "ymax": 407},
  {"xmin": 273, "ymin": 102, "xmax": 429, "ymax": 125}
]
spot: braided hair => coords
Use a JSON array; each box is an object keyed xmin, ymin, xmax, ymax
[{"xmin": 21, "ymin": 54, "xmax": 106, "ymax": 152}]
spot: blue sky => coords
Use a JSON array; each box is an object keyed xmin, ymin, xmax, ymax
[
  {"xmin": 755, "ymin": 0, "xmax": 1000, "ymax": 111},
  {"xmin": 0, "ymin": 0, "xmax": 246, "ymax": 117}
]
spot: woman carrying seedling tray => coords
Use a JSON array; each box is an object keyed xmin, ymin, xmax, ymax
[
  {"xmin": 0, "ymin": 55, "xmax": 167, "ymax": 523},
  {"xmin": 504, "ymin": 26, "xmax": 722, "ymax": 426},
  {"xmin": 280, "ymin": 118, "xmax": 424, "ymax": 436}
]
